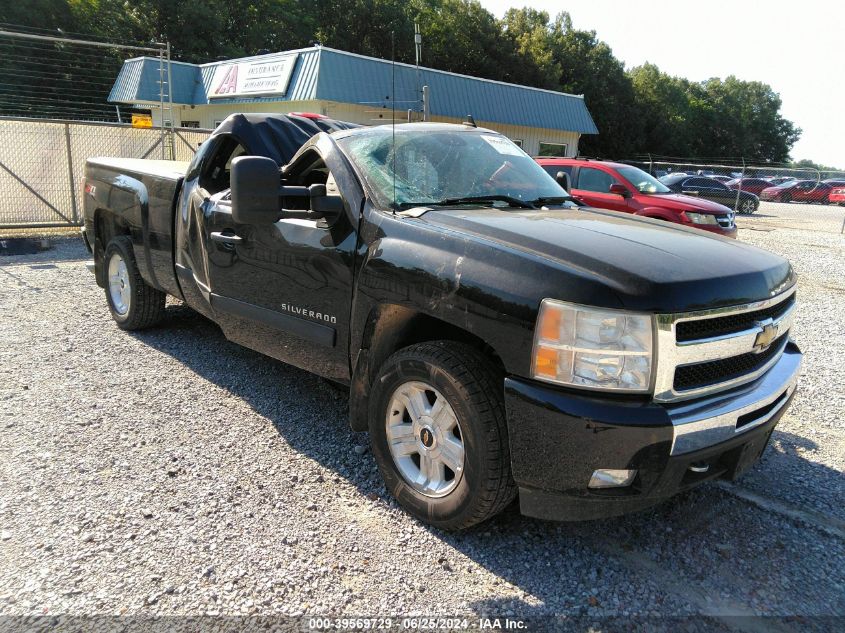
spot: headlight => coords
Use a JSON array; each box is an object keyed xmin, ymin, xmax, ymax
[
  {"xmin": 685, "ymin": 212, "xmax": 719, "ymax": 225},
  {"xmin": 531, "ymin": 299, "xmax": 653, "ymax": 392}
]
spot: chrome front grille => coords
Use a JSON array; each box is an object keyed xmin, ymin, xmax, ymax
[
  {"xmin": 653, "ymin": 288, "xmax": 796, "ymax": 402},
  {"xmin": 673, "ymin": 334, "xmax": 788, "ymax": 391},
  {"xmin": 675, "ymin": 293, "xmax": 795, "ymax": 342}
]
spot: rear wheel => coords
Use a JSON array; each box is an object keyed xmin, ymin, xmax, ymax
[
  {"xmin": 739, "ymin": 198, "xmax": 756, "ymax": 214},
  {"xmin": 739, "ymin": 199, "xmax": 757, "ymax": 215},
  {"xmin": 103, "ymin": 236, "xmax": 166, "ymax": 330},
  {"xmin": 368, "ymin": 341, "xmax": 516, "ymax": 530}
]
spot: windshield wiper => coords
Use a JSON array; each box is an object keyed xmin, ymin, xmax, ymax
[
  {"xmin": 529, "ymin": 195, "xmax": 574, "ymax": 206},
  {"xmin": 431, "ymin": 195, "xmax": 536, "ymax": 209}
]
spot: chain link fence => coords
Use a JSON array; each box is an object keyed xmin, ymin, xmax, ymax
[
  {"xmin": 0, "ymin": 28, "xmax": 200, "ymax": 230},
  {"xmin": 621, "ymin": 158, "xmax": 845, "ymax": 214},
  {"xmin": 0, "ymin": 117, "xmax": 211, "ymax": 229}
]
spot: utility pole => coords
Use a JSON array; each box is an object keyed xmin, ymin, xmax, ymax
[{"xmin": 415, "ymin": 22, "xmax": 427, "ymax": 121}]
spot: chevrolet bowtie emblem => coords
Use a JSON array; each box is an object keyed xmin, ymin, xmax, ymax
[{"xmin": 753, "ymin": 320, "xmax": 777, "ymax": 352}]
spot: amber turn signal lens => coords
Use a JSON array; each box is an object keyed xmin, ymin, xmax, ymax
[
  {"xmin": 539, "ymin": 307, "xmax": 561, "ymax": 341},
  {"xmin": 533, "ymin": 347, "xmax": 558, "ymax": 378}
]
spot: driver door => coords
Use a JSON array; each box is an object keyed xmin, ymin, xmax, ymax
[
  {"xmin": 202, "ymin": 143, "xmax": 363, "ymax": 383},
  {"xmin": 574, "ymin": 167, "xmax": 631, "ymax": 211}
]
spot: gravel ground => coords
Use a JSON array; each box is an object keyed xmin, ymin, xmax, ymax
[{"xmin": 1, "ymin": 202, "xmax": 843, "ymax": 631}]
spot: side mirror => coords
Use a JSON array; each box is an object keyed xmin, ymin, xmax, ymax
[
  {"xmin": 231, "ymin": 156, "xmax": 282, "ymax": 224},
  {"xmin": 555, "ymin": 171, "xmax": 570, "ymax": 192},
  {"xmin": 609, "ymin": 183, "xmax": 630, "ymax": 197}
]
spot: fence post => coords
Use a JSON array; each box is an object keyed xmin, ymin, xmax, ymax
[
  {"xmin": 648, "ymin": 153, "xmax": 653, "ymax": 176},
  {"xmin": 734, "ymin": 157, "xmax": 745, "ymax": 213},
  {"xmin": 63, "ymin": 123, "xmax": 79, "ymax": 224}
]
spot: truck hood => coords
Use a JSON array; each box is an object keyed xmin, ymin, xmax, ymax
[
  {"xmin": 418, "ymin": 206, "xmax": 794, "ymax": 313},
  {"xmin": 638, "ymin": 193, "xmax": 732, "ymax": 214}
]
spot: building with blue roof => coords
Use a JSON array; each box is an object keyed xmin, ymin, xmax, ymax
[{"xmin": 109, "ymin": 45, "xmax": 598, "ymax": 157}]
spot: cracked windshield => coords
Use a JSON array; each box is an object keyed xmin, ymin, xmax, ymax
[{"xmin": 338, "ymin": 127, "xmax": 570, "ymax": 209}]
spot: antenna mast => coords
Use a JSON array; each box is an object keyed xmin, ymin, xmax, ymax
[{"xmin": 391, "ymin": 31, "xmax": 396, "ymax": 212}]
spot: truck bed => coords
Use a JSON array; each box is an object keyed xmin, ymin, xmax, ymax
[
  {"xmin": 86, "ymin": 157, "xmax": 191, "ymax": 180},
  {"xmin": 83, "ymin": 157, "xmax": 188, "ymax": 299}
]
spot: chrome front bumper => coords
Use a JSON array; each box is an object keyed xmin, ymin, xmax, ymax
[{"xmin": 667, "ymin": 341, "xmax": 802, "ymax": 455}]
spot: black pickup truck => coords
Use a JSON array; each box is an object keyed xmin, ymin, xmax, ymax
[{"xmin": 82, "ymin": 113, "xmax": 802, "ymax": 529}]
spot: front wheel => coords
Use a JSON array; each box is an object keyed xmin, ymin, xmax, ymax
[
  {"xmin": 103, "ymin": 236, "xmax": 166, "ymax": 330},
  {"xmin": 368, "ymin": 341, "xmax": 516, "ymax": 530}
]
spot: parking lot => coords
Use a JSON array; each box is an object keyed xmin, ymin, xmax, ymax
[{"xmin": 1, "ymin": 201, "xmax": 843, "ymax": 629}]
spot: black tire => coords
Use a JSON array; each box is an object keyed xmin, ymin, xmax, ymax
[
  {"xmin": 781, "ymin": 192, "xmax": 791, "ymax": 203},
  {"xmin": 368, "ymin": 341, "xmax": 516, "ymax": 530},
  {"xmin": 103, "ymin": 236, "xmax": 166, "ymax": 330}
]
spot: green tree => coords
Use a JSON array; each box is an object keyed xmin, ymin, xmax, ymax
[
  {"xmin": 1, "ymin": 0, "xmax": 804, "ymax": 162},
  {"xmin": 628, "ymin": 63, "xmax": 801, "ymax": 162},
  {"xmin": 629, "ymin": 63, "xmax": 696, "ymax": 156},
  {"xmin": 499, "ymin": 8, "xmax": 560, "ymax": 88},
  {"xmin": 545, "ymin": 13, "xmax": 641, "ymax": 157},
  {"xmin": 699, "ymin": 76, "xmax": 800, "ymax": 162}
]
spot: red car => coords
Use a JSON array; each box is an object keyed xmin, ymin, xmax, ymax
[
  {"xmin": 726, "ymin": 177, "xmax": 774, "ymax": 196},
  {"xmin": 535, "ymin": 158, "xmax": 737, "ymax": 237},
  {"xmin": 760, "ymin": 180, "xmax": 835, "ymax": 204},
  {"xmin": 830, "ymin": 187, "xmax": 845, "ymax": 205}
]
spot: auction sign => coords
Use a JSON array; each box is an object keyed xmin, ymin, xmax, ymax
[{"xmin": 209, "ymin": 54, "xmax": 297, "ymax": 99}]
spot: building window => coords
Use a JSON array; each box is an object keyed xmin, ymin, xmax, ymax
[
  {"xmin": 538, "ymin": 142, "xmax": 568, "ymax": 157},
  {"xmin": 181, "ymin": 120, "xmax": 200, "ymax": 128},
  {"xmin": 511, "ymin": 139, "xmax": 523, "ymax": 148},
  {"xmin": 213, "ymin": 120, "xmax": 224, "ymax": 128}
]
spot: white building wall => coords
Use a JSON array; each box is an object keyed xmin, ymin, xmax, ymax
[
  {"xmin": 149, "ymin": 99, "xmax": 582, "ymax": 156},
  {"xmin": 153, "ymin": 100, "xmax": 321, "ymax": 129},
  {"xmin": 318, "ymin": 101, "xmax": 580, "ymax": 157}
]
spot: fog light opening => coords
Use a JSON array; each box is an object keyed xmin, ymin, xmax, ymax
[{"xmin": 588, "ymin": 469, "xmax": 637, "ymax": 489}]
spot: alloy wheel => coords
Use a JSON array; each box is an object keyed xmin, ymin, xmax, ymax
[
  {"xmin": 385, "ymin": 380, "xmax": 465, "ymax": 498},
  {"xmin": 108, "ymin": 252, "xmax": 131, "ymax": 316}
]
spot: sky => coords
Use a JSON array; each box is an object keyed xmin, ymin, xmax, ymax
[{"xmin": 480, "ymin": 0, "xmax": 844, "ymax": 166}]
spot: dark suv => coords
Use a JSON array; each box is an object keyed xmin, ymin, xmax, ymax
[{"xmin": 660, "ymin": 173, "xmax": 760, "ymax": 214}]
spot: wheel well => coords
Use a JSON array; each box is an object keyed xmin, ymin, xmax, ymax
[
  {"xmin": 93, "ymin": 209, "xmax": 131, "ymax": 286},
  {"xmin": 348, "ymin": 304, "xmax": 505, "ymax": 431}
]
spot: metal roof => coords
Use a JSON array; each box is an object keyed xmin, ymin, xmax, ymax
[
  {"xmin": 108, "ymin": 57, "xmax": 202, "ymax": 105},
  {"xmin": 109, "ymin": 46, "xmax": 598, "ymax": 134}
]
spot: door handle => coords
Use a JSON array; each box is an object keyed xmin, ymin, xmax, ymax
[{"xmin": 210, "ymin": 231, "xmax": 243, "ymax": 245}]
